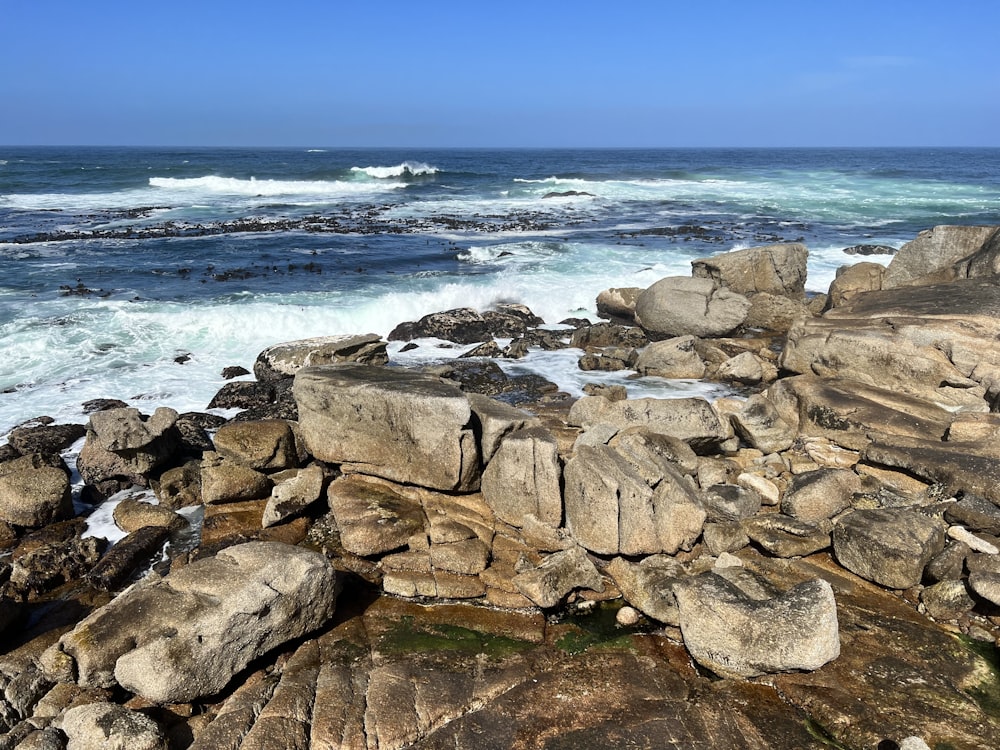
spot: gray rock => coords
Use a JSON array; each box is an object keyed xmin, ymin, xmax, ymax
[
  {"xmin": 0, "ymin": 465, "xmax": 71, "ymax": 528},
  {"xmin": 729, "ymin": 393, "xmax": 796, "ymax": 454},
  {"xmin": 42, "ymin": 542, "xmax": 337, "ymax": 704},
  {"xmin": 512, "ymin": 546, "xmax": 603, "ymax": 608},
  {"xmin": 60, "ymin": 702, "xmax": 167, "ymax": 750},
  {"xmin": 925, "ymin": 541, "xmax": 970, "ymax": 583},
  {"xmin": 691, "ymin": 243, "xmax": 808, "ymax": 298},
  {"xmin": 112, "ymin": 497, "xmax": 187, "ymax": 533},
  {"xmin": 883, "ymin": 225, "xmax": 999, "ymax": 288},
  {"xmin": 715, "ymin": 351, "xmax": 778, "ymax": 384},
  {"xmin": 921, "ymin": 580, "xmax": 975, "ymax": 620},
  {"xmin": 742, "ymin": 514, "xmax": 831, "ymax": 558},
  {"xmin": 263, "ymin": 464, "xmax": 326, "ymax": 528},
  {"xmin": 702, "ymin": 483, "xmax": 761, "ymax": 523},
  {"xmin": 481, "ymin": 427, "xmax": 561, "ymax": 528},
  {"xmin": 674, "ymin": 571, "xmax": 840, "ymax": 678},
  {"xmin": 77, "ymin": 407, "xmax": 180, "ymax": 490},
  {"xmin": 781, "ymin": 469, "xmax": 863, "ymax": 523},
  {"xmin": 945, "ymin": 493, "xmax": 1000, "ymax": 535},
  {"xmin": 608, "ymin": 427, "xmax": 701, "ymax": 484},
  {"xmin": 294, "ymin": 364, "xmax": 480, "ymax": 492},
  {"xmin": 254, "ymin": 333, "xmax": 388, "ymax": 381},
  {"xmin": 568, "ymin": 395, "xmax": 733, "ymax": 454},
  {"xmin": 742, "ymin": 292, "xmax": 812, "ymax": 334},
  {"xmin": 635, "ymin": 276, "xmax": 751, "ymax": 340},
  {"xmin": 833, "ymin": 508, "xmax": 947, "ymax": 589},
  {"xmin": 968, "ymin": 572, "xmax": 1000, "ymax": 606},
  {"xmin": 200, "ymin": 452, "xmax": 273, "ymax": 504},
  {"xmin": 212, "ymin": 419, "xmax": 303, "ymax": 471},
  {"xmin": 326, "ymin": 475, "xmax": 425, "ymax": 556},
  {"xmin": 596, "ymin": 286, "xmax": 643, "ymax": 323},
  {"xmin": 826, "ymin": 261, "xmax": 886, "ymax": 308},
  {"xmin": 703, "ymin": 521, "xmax": 750, "ymax": 556},
  {"xmin": 634, "ymin": 336, "xmax": 706, "ymax": 378},
  {"xmin": 606, "ymin": 555, "xmax": 685, "ymax": 625},
  {"xmin": 466, "ymin": 393, "xmax": 539, "ymax": 463}
]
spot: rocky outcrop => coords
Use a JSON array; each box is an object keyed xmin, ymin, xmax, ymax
[
  {"xmin": 634, "ymin": 335, "xmax": 706, "ymax": 378},
  {"xmin": 481, "ymin": 426, "xmax": 561, "ymax": 528},
  {"xmin": 42, "ymin": 542, "xmax": 337, "ymax": 703},
  {"xmin": 691, "ymin": 242, "xmax": 808, "ymax": 298},
  {"xmin": 883, "ymin": 224, "xmax": 1000, "ymax": 288},
  {"xmin": 0, "ymin": 458, "xmax": 72, "ymax": 528},
  {"xmin": 294, "ymin": 364, "xmax": 480, "ymax": 491},
  {"xmin": 595, "ymin": 286, "xmax": 642, "ymax": 323},
  {"xmin": 253, "ymin": 333, "xmax": 389, "ymax": 381}
]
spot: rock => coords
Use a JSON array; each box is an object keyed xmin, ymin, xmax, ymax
[
  {"xmin": 634, "ymin": 276, "xmax": 751, "ymax": 339},
  {"xmin": 920, "ymin": 579, "xmax": 975, "ymax": 620},
  {"xmin": 0, "ymin": 464, "xmax": 72, "ymax": 528},
  {"xmin": 263, "ymin": 464, "xmax": 326, "ymax": 528},
  {"xmin": 634, "ymin": 336, "xmax": 706, "ymax": 378},
  {"xmin": 200, "ymin": 452, "xmax": 273, "ymax": 504},
  {"xmin": 481, "ymin": 427, "xmax": 561, "ymax": 528},
  {"xmin": 5, "ymin": 519, "xmax": 104, "ymax": 599},
  {"xmin": 833, "ymin": 508, "xmax": 947, "ymax": 589},
  {"xmin": 968, "ymin": 572, "xmax": 1000, "ymax": 605},
  {"xmin": 6, "ymin": 422, "xmax": 86, "ymax": 458},
  {"xmin": 511, "ymin": 546, "xmax": 603, "ymax": 608},
  {"xmin": 151, "ymin": 460, "xmax": 202, "ymax": 509},
  {"xmin": 691, "ymin": 243, "xmax": 808, "ymax": 298},
  {"xmin": 436, "ymin": 359, "xmax": 559, "ymax": 405},
  {"xmin": 616, "ymin": 605, "xmax": 641, "ymax": 626},
  {"xmin": 925, "ymin": 541, "xmax": 969, "ymax": 583},
  {"xmin": 702, "ymin": 483, "xmax": 761, "ymax": 523},
  {"xmin": 466, "ymin": 393, "xmax": 539, "ymax": 463},
  {"xmin": 742, "ymin": 514, "xmax": 831, "ymax": 558},
  {"xmin": 882, "ymin": 225, "xmax": 999, "ymax": 288},
  {"xmin": 568, "ymin": 395, "xmax": 733, "ymax": 454},
  {"xmin": 738, "ymin": 473, "xmax": 780, "ymax": 506},
  {"xmin": 703, "ymin": 521, "xmax": 750, "ymax": 556},
  {"xmin": 207, "ymin": 380, "xmax": 276, "ymax": 410},
  {"xmin": 112, "ymin": 497, "xmax": 187, "ymax": 533},
  {"xmin": 76, "ymin": 408, "xmax": 180, "ymax": 493},
  {"xmin": 460, "ymin": 339, "xmax": 503, "ymax": 358},
  {"xmin": 843, "ymin": 244, "xmax": 896, "ymax": 256},
  {"xmin": 388, "ymin": 307, "xmax": 492, "ymax": 344},
  {"xmin": 253, "ymin": 333, "xmax": 388, "ymax": 381},
  {"xmin": 673, "ymin": 571, "xmax": 840, "ymax": 678},
  {"xmin": 742, "ymin": 292, "xmax": 812, "ymax": 334},
  {"xmin": 608, "ymin": 427, "xmax": 701, "ymax": 482},
  {"xmin": 948, "ymin": 525, "xmax": 999, "ymax": 554},
  {"xmin": 596, "ymin": 286, "xmax": 643, "ymax": 323},
  {"xmin": 212, "ymin": 419, "xmax": 302, "ymax": 471},
  {"xmin": 59, "ymin": 701, "xmax": 167, "ymax": 750},
  {"xmin": 781, "ymin": 469, "xmax": 863, "ymax": 523},
  {"xmin": 577, "ymin": 348, "xmax": 636, "ymax": 372},
  {"xmin": 43, "ymin": 542, "xmax": 337, "ymax": 704},
  {"xmin": 606, "ymin": 555, "xmax": 685, "ymax": 625},
  {"xmin": 945, "ymin": 493, "xmax": 1000, "ymax": 535},
  {"xmin": 221, "ymin": 365, "xmax": 250, "ymax": 379},
  {"xmin": 569, "ymin": 323, "xmax": 648, "ymax": 350},
  {"xmin": 826, "ymin": 261, "xmax": 886, "ymax": 308},
  {"xmin": 729, "ymin": 393, "xmax": 796, "ymax": 454},
  {"xmin": 294, "ymin": 364, "xmax": 480, "ymax": 492},
  {"xmin": 716, "ymin": 351, "xmax": 778, "ymax": 384},
  {"xmin": 326, "ymin": 474, "xmax": 425, "ymax": 556},
  {"xmin": 86, "ymin": 525, "xmax": 171, "ymax": 592}
]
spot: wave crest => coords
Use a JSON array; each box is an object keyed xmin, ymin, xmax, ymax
[
  {"xmin": 350, "ymin": 161, "xmax": 439, "ymax": 179},
  {"xmin": 149, "ymin": 175, "xmax": 405, "ymax": 196}
]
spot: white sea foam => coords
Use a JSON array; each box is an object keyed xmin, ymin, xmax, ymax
[
  {"xmin": 149, "ymin": 175, "xmax": 406, "ymax": 197},
  {"xmin": 350, "ymin": 162, "xmax": 439, "ymax": 179}
]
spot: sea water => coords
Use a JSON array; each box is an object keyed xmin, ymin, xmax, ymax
[{"xmin": 2, "ymin": 147, "xmax": 999, "ymax": 436}]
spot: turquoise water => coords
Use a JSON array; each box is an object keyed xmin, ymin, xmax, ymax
[{"xmin": 2, "ymin": 147, "xmax": 999, "ymax": 433}]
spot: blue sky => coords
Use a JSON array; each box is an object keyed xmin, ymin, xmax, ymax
[{"xmin": 2, "ymin": 0, "xmax": 997, "ymax": 147}]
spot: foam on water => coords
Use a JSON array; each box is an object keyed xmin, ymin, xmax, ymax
[
  {"xmin": 149, "ymin": 175, "xmax": 407, "ymax": 197},
  {"xmin": 350, "ymin": 161, "xmax": 439, "ymax": 179}
]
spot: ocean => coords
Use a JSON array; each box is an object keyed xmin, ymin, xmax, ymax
[{"xmin": 2, "ymin": 146, "xmax": 999, "ymax": 436}]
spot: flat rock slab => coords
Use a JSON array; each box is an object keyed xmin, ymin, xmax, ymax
[
  {"xmin": 254, "ymin": 333, "xmax": 388, "ymax": 381},
  {"xmin": 294, "ymin": 364, "xmax": 480, "ymax": 491}
]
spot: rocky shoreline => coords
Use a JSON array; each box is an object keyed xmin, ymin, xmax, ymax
[{"xmin": 3, "ymin": 225, "xmax": 1000, "ymax": 749}]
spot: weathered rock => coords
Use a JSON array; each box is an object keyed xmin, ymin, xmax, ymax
[
  {"xmin": 112, "ymin": 497, "xmax": 187, "ymax": 533},
  {"xmin": 207, "ymin": 380, "xmax": 276, "ymax": 410},
  {"xmin": 466, "ymin": 393, "xmax": 539, "ymax": 463},
  {"xmin": 925, "ymin": 541, "xmax": 970, "ymax": 583},
  {"xmin": 76, "ymin": 408, "xmax": 180, "ymax": 492},
  {"xmin": 151, "ymin": 460, "xmax": 202, "ymax": 509},
  {"xmin": 596, "ymin": 286, "xmax": 642, "ymax": 323},
  {"xmin": 59, "ymin": 702, "xmax": 167, "ymax": 750},
  {"xmin": 948, "ymin": 525, "xmax": 999, "ymax": 554},
  {"xmin": 263, "ymin": 464, "xmax": 327, "ymax": 528},
  {"xmin": 606, "ymin": 555, "xmax": 685, "ymax": 625},
  {"xmin": 0, "ymin": 464, "xmax": 72, "ymax": 528},
  {"xmin": 691, "ymin": 243, "xmax": 808, "ymax": 298},
  {"xmin": 729, "ymin": 393, "xmax": 796, "ymax": 454},
  {"xmin": 481, "ymin": 427, "xmax": 561, "ymax": 528},
  {"xmin": 738, "ymin": 473, "xmax": 780, "ymax": 506},
  {"xmin": 703, "ymin": 521, "xmax": 750, "ymax": 556},
  {"xmin": 326, "ymin": 474, "xmax": 425, "ymax": 556},
  {"xmin": 200, "ymin": 452, "xmax": 273, "ymax": 504},
  {"xmin": 86, "ymin": 525, "xmax": 171, "ymax": 592},
  {"xmin": 826, "ymin": 261, "xmax": 886, "ymax": 308},
  {"xmin": 742, "ymin": 514, "xmax": 831, "ymax": 558},
  {"xmin": 833, "ymin": 508, "xmax": 947, "ymax": 589},
  {"xmin": 674, "ymin": 571, "xmax": 840, "ymax": 678},
  {"xmin": 388, "ymin": 307, "xmax": 492, "ymax": 344},
  {"xmin": 569, "ymin": 322, "xmax": 648, "ymax": 350},
  {"xmin": 781, "ymin": 468, "xmax": 863, "ymax": 523},
  {"xmin": 920, "ymin": 579, "xmax": 975, "ymax": 620},
  {"xmin": 702, "ymin": 483, "xmax": 761, "ymax": 523},
  {"xmin": 608, "ymin": 427, "xmax": 701, "ymax": 483},
  {"xmin": 435, "ymin": 359, "xmax": 559, "ymax": 406},
  {"xmin": 294, "ymin": 364, "xmax": 480, "ymax": 492},
  {"xmin": 883, "ymin": 225, "xmax": 999, "ymax": 288},
  {"xmin": 634, "ymin": 276, "xmax": 751, "ymax": 339},
  {"xmin": 742, "ymin": 292, "xmax": 811, "ymax": 334},
  {"xmin": 843, "ymin": 244, "xmax": 896, "ymax": 256},
  {"xmin": 5, "ymin": 519, "xmax": 104, "ymax": 598},
  {"xmin": 212, "ymin": 420, "xmax": 302, "ymax": 471},
  {"xmin": 968, "ymin": 572, "xmax": 1000, "ymax": 606},
  {"xmin": 43, "ymin": 542, "xmax": 337, "ymax": 704},
  {"xmin": 568, "ymin": 395, "xmax": 733, "ymax": 454},
  {"xmin": 716, "ymin": 351, "xmax": 778, "ymax": 384},
  {"xmin": 6, "ymin": 422, "xmax": 85, "ymax": 459},
  {"xmin": 634, "ymin": 335, "xmax": 706, "ymax": 378},
  {"xmin": 512, "ymin": 546, "xmax": 603, "ymax": 608},
  {"xmin": 254, "ymin": 334, "xmax": 388, "ymax": 382}
]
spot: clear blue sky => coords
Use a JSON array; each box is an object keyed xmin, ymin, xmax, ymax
[{"xmin": 2, "ymin": 0, "xmax": 997, "ymax": 147}]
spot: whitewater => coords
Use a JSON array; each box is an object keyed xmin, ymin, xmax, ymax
[{"xmin": 2, "ymin": 147, "xmax": 999, "ymax": 435}]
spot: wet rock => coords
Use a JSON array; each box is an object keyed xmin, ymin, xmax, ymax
[
  {"xmin": 76, "ymin": 408, "xmax": 180, "ymax": 493},
  {"xmin": 254, "ymin": 333, "xmax": 389, "ymax": 381},
  {"xmin": 0, "ymin": 462, "xmax": 72, "ymax": 528},
  {"xmin": 388, "ymin": 307, "xmax": 492, "ymax": 344},
  {"xmin": 5, "ymin": 519, "xmax": 104, "ymax": 599},
  {"xmin": 833, "ymin": 508, "xmax": 946, "ymax": 589},
  {"xmin": 81, "ymin": 399, "xmax": 129, "ymax": 414},
  {"xmin": 691, "ymin": 242, "xmax": 808, "ymax": 299},
  {"xmin": 460, "ymin": 339, "xmax": 503, "ymax": 358},
  {"xmin": 843, "ymin": 244, "xmax": 896, "ymax": 256},
  {"xmin": 200, "ymin": 453, "xmax": 273, "ymax": 504},
  {"xmin": 43, "ymin": 542, "xmax": 337, "ymax": 704},
  {"xmin": 674, "ymin": 571, "xmax": 840, "ymax": 678},
  {"xmin": 596, "ymin": 286, "xmax": 642, "ymax": 323},
  {"xmin": 634, "ymin": 276, "xmax": 751, "ymax": 339},
  {"xmin": 481, "ymin": 427, "xmax": 561, "ymax": 528},
  {"xmin": 512, "ymin": 546, "xmax": 603, "ymax": 608},
  {"xmin": 86, "ymin": 525, "xmax": 170, "ymax": 592},
  {"xmin": 6, "ymin": 423, "xmax": 85, "ymax": 459},
  {"xmin": 221, "ymin": 365, "xmax": 251, "ymax": 379},
  {"xmin": 570, "ymin": 322, "xmax": 648, "ymax": 350},
  {"xmin": 294, "ymin": 364, "xmax": 480, "ymax": 492},
  {"xmin": 920, "ymin": 579, "xmax": 975, "ymax": 620}
]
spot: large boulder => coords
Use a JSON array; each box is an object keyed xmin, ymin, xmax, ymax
[
  {"xmin": 826, "ymin": 262, "xmax": 886, "ymax": 309},
  {"xmin": 211, "ymin": 420, "xmax": 303, "ymax": 471},
  {"xmin": 691, "ymin": 242, "xmax": 808, "ymax": 298},
  {"xmin": 883, "ymin": 225, "xmax": 1000, "ymax": 288},
  {"xmin": 0, "ymin": 460, "xmax": 72, "ymax": 528},
  {"xmin": 511, "ymin": 546, "xmax": 603, "ymax": 608},
  {"xmin": 254, "ymin": 333, "xmax": 388, "ymax": 381},
  {"xmin": 293, "ymin": 364, "xmax": 480, "ymax": 492},
  {"xmin": 42, "ymin": 541, "xmax": 337, "ymax": 704},
  {"xmin": 634, "ymin": 276, "xmax": 751, "ymax": 339},
  {"xmin": 481, "ymin": 427, "xmax": 562, "ymax": 528},
  {"xmin": 76, "ymin": 407, "xmax": 181, "ymax": 492},
  {"xmin": 596, "ymin": 286, "xmax": 643, "ymax": 323},
  {"xmin": 388, "ymin": 307, "xmax": 492, "ymax": 344},
  {"xmin": 674, "ymin": 570, "xmax": 839, "ymax": 678},
  {"xmin": 634, "ymin": 336, "xmax": 706, "ymax": 378},
  {"xmin": 833, "ymin": 508, "xmax": 947, "ymax": 589}
]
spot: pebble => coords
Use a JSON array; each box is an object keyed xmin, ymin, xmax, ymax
[
  {"xmin": 616, "ymin": 606, "xmax": 641, "ymax": 627},
  {"xmin": 899, "ymin": 738, "xmax": 931, "ymax": 750},
  {"xmin": 948, "ymin": 525, "xmax": 999, "ymax": 554}
]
